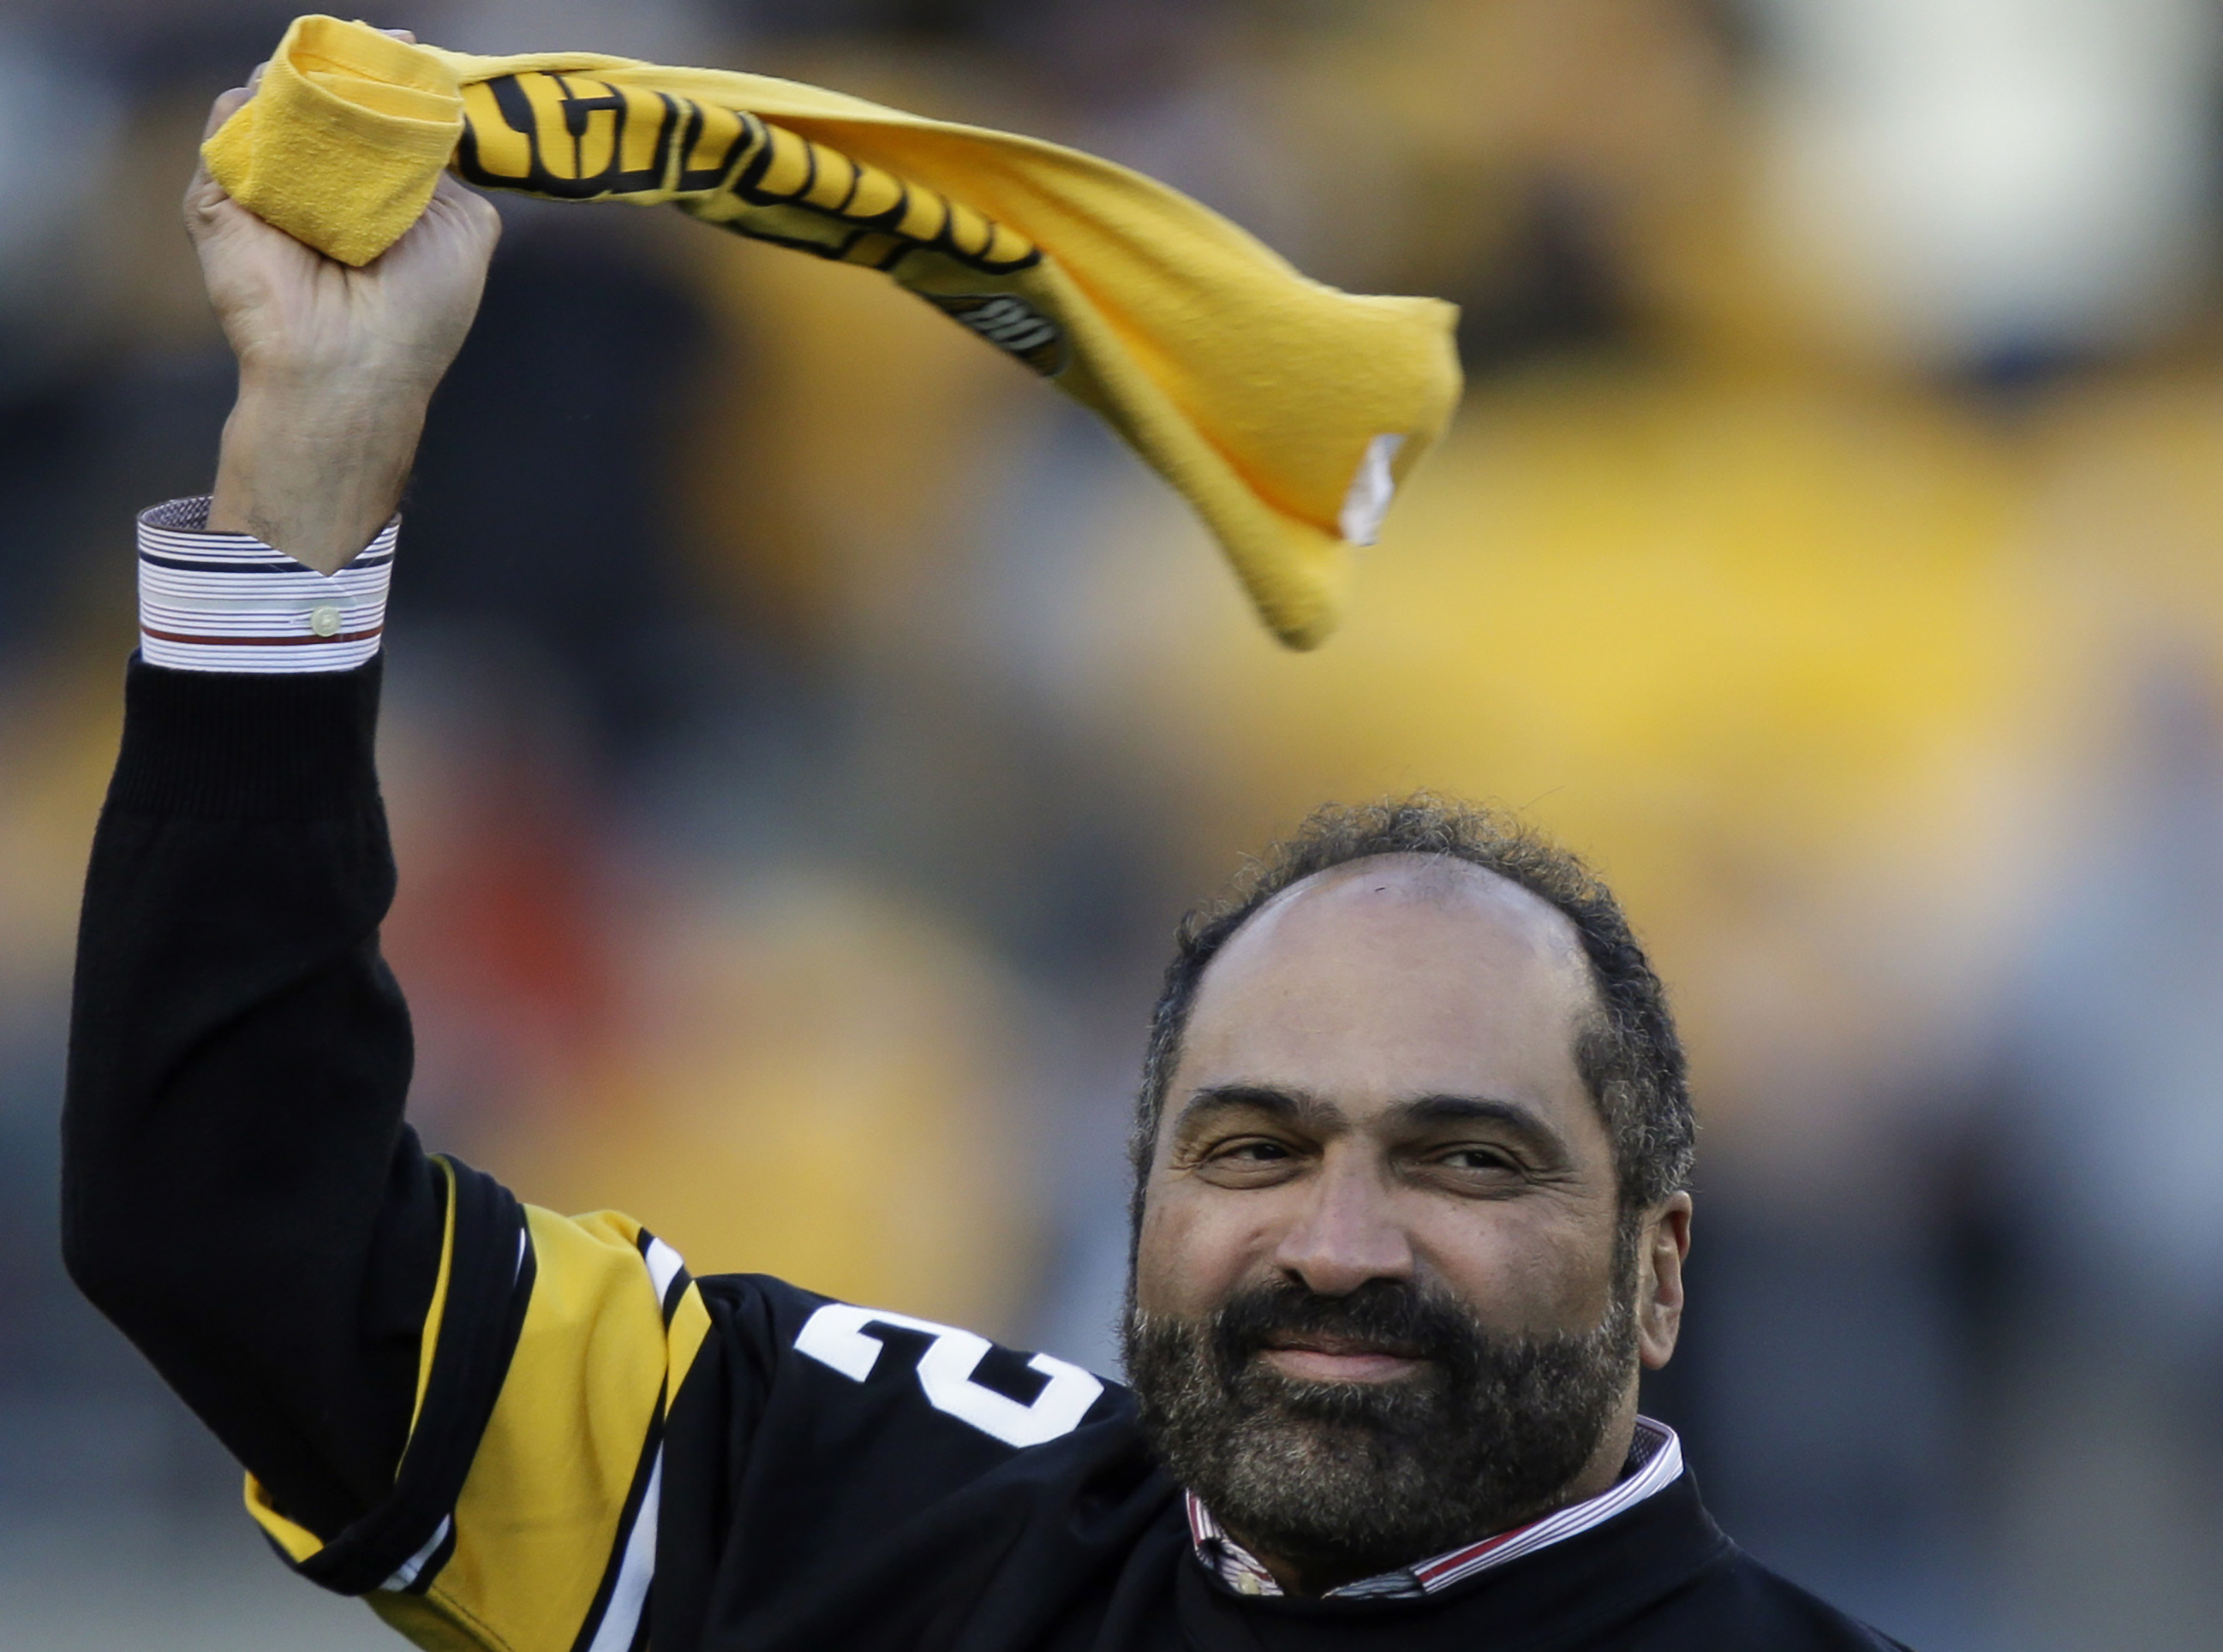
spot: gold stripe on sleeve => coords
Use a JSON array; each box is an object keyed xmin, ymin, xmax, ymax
[
  {"xmin": 666, "ymin": 1279, "xmax": 712, "ymax": 1413},
  {"xmin": 410, "ymin": 1207, "xmax": 676, "ymax": 1651},
  {"xmin": 411, "ymin": 1158, "xmax": 461, "ymax": 1437},
  {"xmin": 242, "ymin": 1157, "xmax": 462, "ymax": 1569}
]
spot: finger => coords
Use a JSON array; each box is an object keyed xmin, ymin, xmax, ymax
[
  {"xmin": 426, "ymin": 171, "xmax": 504, "ymax": 242},
  {"xmin": 201, "ymin": 84, "xmax": 251, "ymax": 143},
  {"xmin": 245, "ymin": 58, "xmax": 271, "ymax": 95},
  {"xmin": 188, "ymin": 85, "xmax": 256, "ymax": 233},
  {"xmin": 382, "ymin": 29, "xmax": 418, "ymax": 43}
]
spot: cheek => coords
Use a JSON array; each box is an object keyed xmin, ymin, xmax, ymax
[
  {"xmin": 1413, "ymin": 1204, "xmax": 1619, "ymax": 1332},
  {"xmin": 1133, "ymin": 1176, "xmax": 1267, "ymax": 1319}
]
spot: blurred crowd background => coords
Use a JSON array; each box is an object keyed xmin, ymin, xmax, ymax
[{"xmin": 4, "ymin": 1, "xmax": 2223, "ymax": 1646}]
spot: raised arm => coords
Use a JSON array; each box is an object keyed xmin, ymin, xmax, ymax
[
  {"xmin": 61, "ymin": 73, "xmax": 499, "ymax": 1540},
  {"xmin": 59, "ymin": 63, "xmax": 1132, "ymax": 1652}
]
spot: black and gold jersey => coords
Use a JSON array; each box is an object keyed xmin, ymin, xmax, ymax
[
  {"xmin": 249, "ymin": 1155, "xmax": 1136, "ymax": 1652},
  {"xmin": 246, "ymin": 1170, "xmax": 708, "ymax": 1650},
  {"xmin": 66, "ymin": 656, "xmax": 1909, "ymax": 1652}
]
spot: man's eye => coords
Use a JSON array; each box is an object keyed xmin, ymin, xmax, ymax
[
  {"xmin": 1217, "ymin": 1139, "xmax": 1292, "ymax": 1163},
  {"xmin": 1187, "ymin": 1136, "xmax": 1304, "ymax": 1184},
  {"xmin": 1439, "ymin": 1146, "xmax": 1515, "ymax": 1173}
]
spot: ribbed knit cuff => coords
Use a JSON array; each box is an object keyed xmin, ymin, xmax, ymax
[{"xmin": 105, "ymin": 654, "xmax": 384, "ymax": 819}]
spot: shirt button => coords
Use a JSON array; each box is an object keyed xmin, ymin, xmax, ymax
[{"xmin": 309, "ymin": 604, "xmax": 343, "ymax": 638}]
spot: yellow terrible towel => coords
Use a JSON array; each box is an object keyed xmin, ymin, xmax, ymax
[{"xmin": 205, "ymin": 15, "xmax": 1462, "ymax": 648}]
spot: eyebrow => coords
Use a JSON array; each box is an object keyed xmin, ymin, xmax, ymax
[
  {"xmin": 1172, "ymin": 1083, "xmax": 1338, "ymax": 1135},
  {"xmin": 1172, "ymin": 1084, "xmax": 1568, "ymax": 1159},
  {"xmin": 1397, "ymin": 1094, "xmax": 1568, "ymax": 1160}
]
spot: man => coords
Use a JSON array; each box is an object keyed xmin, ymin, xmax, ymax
[{"xmin": 61, "ymin": 72, "xmax": 1909, "ymax": 1652}]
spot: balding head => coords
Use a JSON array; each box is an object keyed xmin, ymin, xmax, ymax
[
  {"xmin": 1122, "ymin": 810, "xmax": 1697, "ymax": 1592},
  {"xmin": 1174, "ymin": 855, "xmax": 1603, "ymax": 1167},
  {"xmin": 1131, "ymin": 798, "xmax": 1693, "ymax": 1236}
]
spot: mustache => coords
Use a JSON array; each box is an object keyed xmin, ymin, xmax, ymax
[{"xmin": 1205, "ymin": 1278, "xmax": 1491, "ymax": 1384}]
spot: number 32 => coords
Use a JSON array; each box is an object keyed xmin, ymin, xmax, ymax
[{"xmin": 796, "ymin": 1303, "xmax": 1106, "ymax": 1448}]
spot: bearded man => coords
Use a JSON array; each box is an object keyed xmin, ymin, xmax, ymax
[{"xmin": 61, "ymin": 72, "xmax": 1907, "ymax": 1652}]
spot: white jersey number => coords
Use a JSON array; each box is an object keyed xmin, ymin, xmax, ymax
[{"xmin": 794, "ymin": 1302, "xmax": 1105, "ymax": 1449}]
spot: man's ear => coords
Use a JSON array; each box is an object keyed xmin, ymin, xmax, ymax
[{"xmin": 1635, "ymin": 1192, "xmax": 1692, "ymax": 1370}]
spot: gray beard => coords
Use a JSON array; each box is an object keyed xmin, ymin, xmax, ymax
[{"xmin": 1122, "ymin": 1267, "xmax": 1638, "ymax": 1584}]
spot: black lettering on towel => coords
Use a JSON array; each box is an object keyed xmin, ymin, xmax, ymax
[
  {"xmin": 455, "ymin": 72, "xmax": 1044, "ymax": 279},
  {"xmin": 455, "ymin": 74, "xmax": 692, "ymax": 198}
]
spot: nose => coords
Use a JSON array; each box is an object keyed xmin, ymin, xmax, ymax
[{"xmin": 1268, "ymin": 1150, "xmax": 1414, "ymax": 1296}]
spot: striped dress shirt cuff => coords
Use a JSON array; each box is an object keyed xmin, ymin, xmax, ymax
[{"xmin": 137, "ymin": 496, "xmax": 395, "ymax": 673}]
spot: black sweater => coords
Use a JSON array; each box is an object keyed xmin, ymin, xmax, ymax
[{"xmin": 63, "ymin": 657, "xmax": 1911, "ymax": 1652}]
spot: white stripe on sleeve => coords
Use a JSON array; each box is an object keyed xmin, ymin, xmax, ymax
[
  {"xmin": 643, "ymin": 1237, "xmax": 686, "ymax": 1305},
  {"xmin": 379, "ymin": 1515, "xmax": 453, "ymax": 1593},
  {"xmin": 583, "ymin": 1447, "xmax": 661, "ymax": 1652}
]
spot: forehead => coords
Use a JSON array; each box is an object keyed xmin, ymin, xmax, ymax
[{"xmin": 1173, "ymin": 855, "xmax": 1596, "ymax": 1115}]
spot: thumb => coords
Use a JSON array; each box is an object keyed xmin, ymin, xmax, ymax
[{"xmin": 201, "ymin": 83, "xmax": 251, "ymax": 143}]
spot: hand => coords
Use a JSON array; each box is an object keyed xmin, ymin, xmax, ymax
[{"xmin": 191, "ymin": 38, "xmax": 500, "ymax": 573}]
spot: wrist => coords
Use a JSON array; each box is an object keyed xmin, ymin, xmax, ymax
[
  {"xmin": 232, "ymin": 354, "xmax": 445, "ymax": 405},
  {"xmin": 208, "ymin": 382, "xmax": 428, "ymax": 573}
]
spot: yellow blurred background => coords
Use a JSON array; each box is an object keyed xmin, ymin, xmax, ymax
[{"xmin": 5, "ymin": 2, "xmax": 2223, "ymax": 1647}]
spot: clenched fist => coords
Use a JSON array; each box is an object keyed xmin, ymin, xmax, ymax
[{"xmin": 191, "ymin": 36, "xmax": 499, "ymax": 573}]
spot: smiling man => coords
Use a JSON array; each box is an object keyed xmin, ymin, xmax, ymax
[
  {"xmin": 1122, "ymin": 834, "xmax": 1695, "ymax": 1605},
  {"xmin": 62, "ymin": 69, "xmax": 1908, "ymax": 1652}
]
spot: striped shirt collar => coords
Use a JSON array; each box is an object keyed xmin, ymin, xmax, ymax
[{"xmin": 1184, "ymin": 1416, "xmax": 1684, "ymax": 1600}]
